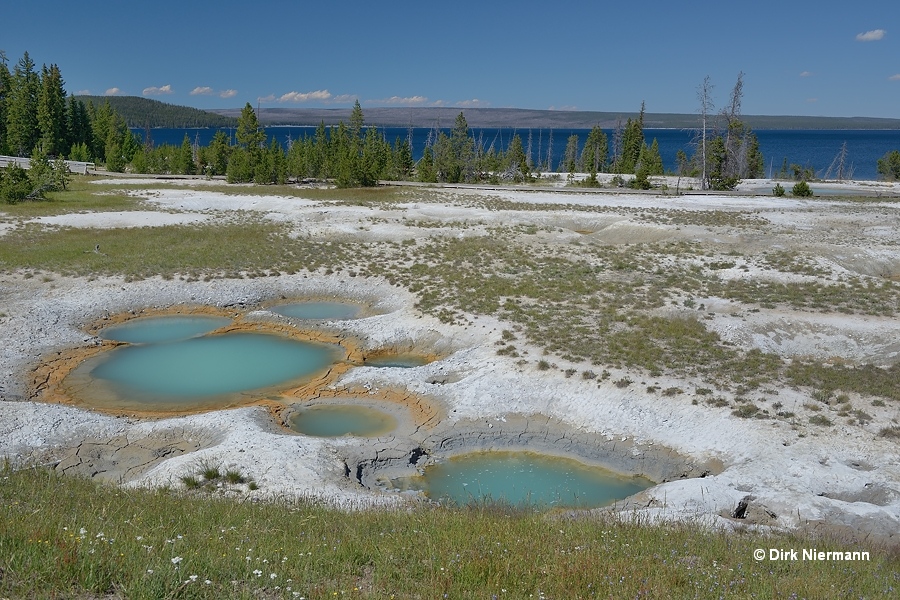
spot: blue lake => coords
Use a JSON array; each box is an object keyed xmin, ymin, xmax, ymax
[{"xmin": 136, "ymin": 126, "xmax": 900, "ymax": 181}]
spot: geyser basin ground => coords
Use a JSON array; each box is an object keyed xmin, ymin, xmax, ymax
[
  {"xmin": 4, "ymin": 180, "xmax": 900, "ymax": 543},
  {"xmin": 393, "ymin": 450, "xmax": 654, "ymax": 508},
  {"xmin": 64, "ymin": 329, "xmax": 344, "ymax": 413}
]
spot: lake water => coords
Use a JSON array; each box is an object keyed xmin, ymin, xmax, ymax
[
  {"xmin": 138, "ymin": 126, "xmax": 900, "ymax": 181},
  {"xmin": 393, "ymin": 450, "xmax": 654, "ymax": 509}
]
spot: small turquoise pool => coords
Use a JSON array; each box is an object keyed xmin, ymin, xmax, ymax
[
  {"xmin": 393, "ymin": 451, "xmax": 653, "ymax": 508},
  {"xmin": 99, "ymin": 315, "xmax": 232, "ymax": 344},
  {"xmin": 288, "ymin": 404, "xmax": 398, "ymax": 437},
  {"xmin": 272, "ymin": 302, "xmax": 361, "ymax": 320},
  {"xmin": 66, "ymin": 318, "xmax": 344, "ymax": 412}
]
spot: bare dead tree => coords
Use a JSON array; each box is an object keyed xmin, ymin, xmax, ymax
[
  {"xmin": 723, "ymin": 72, "xmax": 745, "ymax": 180},
  {"xmin": 696, "ymin": 76, "xmax": 715, "ymax": 189}
]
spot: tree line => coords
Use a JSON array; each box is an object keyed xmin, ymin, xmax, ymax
[
  {"xmin": 0, "ymin": 51, "xmax": 145, "ymax": 201},
  {"xmin": 76, "ymin": 95, "xmax": 237, "ymax": 128}
]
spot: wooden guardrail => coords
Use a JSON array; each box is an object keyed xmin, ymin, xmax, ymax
[{"xmin": 0, "ymin": 155, "xmax": 95, "ymax": 175}]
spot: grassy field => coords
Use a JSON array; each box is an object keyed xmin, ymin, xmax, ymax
[{"xmin": 1, "ymin": 464, "xmax": 897, "ymax": 599}]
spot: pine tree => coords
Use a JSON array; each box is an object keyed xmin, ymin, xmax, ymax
[
  {"xmin": 617, "ymin": 102, "xmax": 645, "ymax": 174},
  {"xmin": 0, "ymin": 54, "xmax": 11, "ymax": 155},
  {"xmin": 448, "ymin": 112, "xmax": 474, "ymax": 183},
  {"xmin": 6, "ymin": 52, "xmax": 40, "ymax": 157},
  {"xmin": 235, "ymin": 102, "xmax": 265, "ymax": 149},
  {"xmin": 175, "ymin": 134, "xmax": 195, "ymax": 175},
  {"xmin": 563, "ymin": 134, "xmax": 579, "ymax": 175},
  {"xmin": 580, "ymin": 126, "xmax": 608, "ymax": 178},
  {"xmin": 37, "ymin": 64, "xmax": 67, "ymax": 156},
  {"xmin": 66, "ymin": 96, "xmax": 92, "ymax": 157}
]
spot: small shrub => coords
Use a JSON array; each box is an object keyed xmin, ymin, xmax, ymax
[
  {"xmin": 811, "ymin": 389, "xmax": 832, "ymax": 404},
  {"xmin": 773, "ymin": 183, "xmax": 785, "ymax": 197},
  {"xmin": 877, "ymin": 426, "xmax": 900, "ymax": 439},
  {"xmin": 614, "ymin": 377, "xmax": 633, "ymax": 389},
  {"xmin": 809, "ymin": 414, "xmax": 833, "ymax": 427},
  {"xmin": 792, "ymin": 181, "xmax": 813, "ymax": 197},
  {"xmin": 581, "ymin": 370, "xmax": 597, "ymax": 380},
  {"xmin": 564, "ymin": 368, "xmax": 576, "ymax": 378},
  {"xmin": 180, "ymin": 475, "xmax": 201, "ymax": 489},
  {"xmin": 225, "ymin": 469, "xmax": 246, "ymax": 484},
  {"xmin": 662, "ymin": 387, "xmax": 683, "ymax": 397},
  {"xmin": 733, "ymin": 404, "xmax": 760, "ymax": 418},
  {"xmin": 537, "ymin": 359, "xmax": 551, "ymax": 371}
]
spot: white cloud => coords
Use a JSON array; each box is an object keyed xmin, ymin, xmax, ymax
[
  {"xmin": 190, "ymin": 86, "xmax": 215, "ymax": 96},
  {"xmin": 799, "ymin": 71, "xmax": 813, "ymax": 77},
  {"xmin": 220, "ymin": 89, "xmax": 238, "ymax": 99},
  {"xmin": 143, "ymin": 84, "xmax": 173, "ymax": 96},
  {"xmin": 257, "ymin": 94, "xmax": 276, "ymax": 103},
  {"xmin": 277, "ymin": 90, "xmax": 332, "ymax": 103},
  {"xmin": 856, "ymin": 29, "xmax": 886, "ymax": 41},
  {"xmin": 455, "ymin": 98, "xmax": 489, "ymax": 108},
  {"xmin": 889, "ymin": 74, "xmax": 900, "ymax": 81},
  {"xmin": 331, "ymin": 94, "xmax": 357, "ymax": 103},
  {"xmin": 104, "ymin": 87, "xmax": 122, "ymax": 96},
  {"xmin": 75, "ymin": 89, "xmax": 91, "ymax": 95},
  {"xmin": 367, "ymin": 95, "xmax": 428, "ymax": 106}
]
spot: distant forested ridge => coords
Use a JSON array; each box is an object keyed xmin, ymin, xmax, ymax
[
  {"xmin": 76, "ymin": 96, "xmax": 237, "ymax": 128},
  {"xmin": 208, "ymin": 106, "xmax": 900, "ymax": 131}
]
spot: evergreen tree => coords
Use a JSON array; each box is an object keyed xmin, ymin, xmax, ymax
[
  {"xmin": 417, "ymin": 145, "xmax": 436, "ymax": 183},
  {"xmin": 6, "ymin": 52, "xmax": 40, "ymax": 156},
  {"xmin": 580, "ymin": 126, "xmax": 608, "ymax": 178},
  {"xmin": 447, "ymin": 112, "xmax": 474, "ymax": 183},
  {"xmin": 37, "ymin": 64, "xmax": 67, "ymax": 156},
  {"xmin": 562, "ymin": 134, "xmax": 579, "ymax": 175},
  {"xmin": 235, "ymin": 102, "xmax": 265, "ymax": 149},
  {"xmin": 66, "ymin": 96, "xmax": 92, "ymax": 157},
  {"xmin": 639, "ymin": 138, "xmax": 664, "ymax": 175},
  {"xmin": 393, "ymin": 136, "xmax": 413, "ymax": 180},
  {"xmin": 175, "ymin": 134, "xmax": 195, "ymax": 175},
  {"xmin": 877, "ymin": 150, "xmax": 900, "ymax": 181},
  {"xmin": 505, "ymin": 134, "xmax": 529, "ymax": 182},
  {"xmin": 617, "ymin": 102, "xmax": 645, "ymax": 174},
  {"xmin": 0, "ymin": 54, "xmax": 11, "ymax": 155},
  {"xmin": 206, "ymin": 130, "xmax": 231, "ymax": 176}
]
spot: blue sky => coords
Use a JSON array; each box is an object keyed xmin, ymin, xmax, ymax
[{"xmin": 3, "ymin": 0, "xmax": 898, "ymax": 117}]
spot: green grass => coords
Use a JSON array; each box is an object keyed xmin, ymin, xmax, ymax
[
  {"xmin": 0, "ymin": 177, "xmax": 138, "ymax": 217},
  {"xmin": 1, "ymin": 465, "xmax": 897, "ymax": 599}
]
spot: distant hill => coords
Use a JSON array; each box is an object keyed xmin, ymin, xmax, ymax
[
  {"xmin": 209, "ymin": 106, "xmax": 900, "ymax": 130},
  {"xmin": 76, "ymin": 96, "xmax": 238, "ymax": 128}
]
